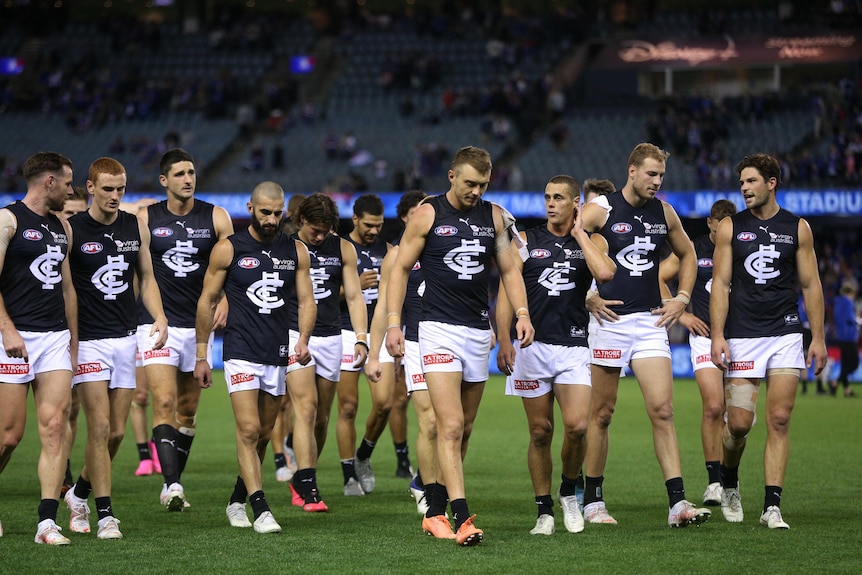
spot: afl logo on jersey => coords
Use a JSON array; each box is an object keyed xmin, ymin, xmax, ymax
[
  {"xmin": 238, "ymin": 257, "xmax": 260, "ymax": 269},
  {"xmin": 152, "ymin": 227, "xmax": 174, "ymax": 238},
  {"xmin": 697, "ymin": 258, "xmax": 713, "ymax": 268},
  {"xmin": 611, "ymin": 223, "xmax": 632, "ymax": 234},
  {"xmin": 23, "ymin": 229, "xmax": 43, "ymax": 241},
  {"xmin": 434, "ymin": 225, "xmax": 458, "ymax": 237},
  {"xmin": 81, "ymin": 242, "xmax": 103, "ymax": 254},
  {"xmin": 530, "ymin": 248, "xmax": 551, "ymax": 259},
  {"xmin": 737, "ymin": 231, "xmax": 757, "ymax": 242}
]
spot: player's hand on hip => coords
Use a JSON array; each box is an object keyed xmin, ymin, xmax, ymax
[
  {"xmin": 679, "ymin": 312, "xmax": 709, "ymax": 337},
  {"xmin": 587, "ymin": 295, "xmax": 622, "ymax": 326},
  {"xmin": 652, "ymin": 298, "xmax": 685, "ymax": 328}
]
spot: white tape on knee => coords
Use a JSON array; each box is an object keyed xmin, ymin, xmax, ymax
[{"xmin": 725, "ymin": 382, "xmax": 758, "ymax": 413}]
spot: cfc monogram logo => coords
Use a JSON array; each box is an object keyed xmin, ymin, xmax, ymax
[
  {"xmin": 309, "ymin": 267, "xmax": 331, "ymax": 302},
  {"xmin": 163, "ymin": 240, "xmax": 200, "ymax": 277},
  {"xmin": 444, "ymin": 239, "xmax": 486, "ymax": 280},
  {"xmin": 247, "ymin": 271, "xmax": 284, "ymax": 314},
  {"xmin": 744, "ymin": 244, "xmax": 780, "ymax": 284},
  {"xmin": 538, "ymin": 262, "xmax": 575, "ymax": 296},
  {"xmin": 29, "ymin": 245, "xmax": 64, "ymax": 289},
  {"xmin": 616, "ymin": 236, "xmax": 655, "ymax": 276},
  {"xmin": 92, "ymin": 255, "xmax": 129, "ymax": 300}
]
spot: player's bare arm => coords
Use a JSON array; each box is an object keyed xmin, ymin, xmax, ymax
[
  {"xmin": 493, "ymin": 205, "xmax": 534, "ymax": 348},
  {"xmin": 193, "ymin": 238, "xmax": 232, "ymax": 388},
  {"xmin": 293, "ymin": 240, "xmax": 316, "ymax": 366},
  {"xmin": 709, "ymin": 217, "xmax": 734, "ymax": 370},
  {"xmin": 341, "ymin": 237, "xmax": 369, "ymax": 367},
  {"xmin": 137, "ymin": 216, "xmax": 169, "ymax": 349}
]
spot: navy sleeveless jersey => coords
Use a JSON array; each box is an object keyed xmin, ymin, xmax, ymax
[
  {"xmin": 521, "ymin": 226, "xmax": 592, "ymax": 347},
  {"xmin": 598, "ymin": 193, "xmax": 668, "ymax": 314},
  {"xmin": 0, "ymin": 202, "xmax": 69, "ymax": 331},
  {"xmin": 69, "ymin": 210, "xmax": 141, "ymax": 340},
  {"xmin": 420, "ymin": 195, "xmax": 495, "ymax": 329},
  {"xmin": 222, "ymin": 229, "xmax": 297, "ymax": 365},
  {"xmin": 139, "ymin": 200, "xmax": 218, "ymax": 328},
  {"xmin": 290, "ymin": 232, "xmax": 342, "ymax": 337},
  {"xmin": 690, "ymin": 234, "xmax": 715, "ymax": 325},
  {"xmin": 726, "ymin": 208, "xmax": 802, "ymax": 338},
  {"xmin": 340, "ymin": 235, "xmax": 387, "ymax": 331}
]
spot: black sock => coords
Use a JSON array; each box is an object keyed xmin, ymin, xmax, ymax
[
  {"xmin": 64, "ymin": 459, "xmax": 73, "ymax": 485},
  {"xmin": 38, "ymin": 499, "xmax": 60, "ymax": 523},
  {"xmin": 341, "ymin": 459, "xmax": 356, "ymax": 484},
  {"xmin": 249, "ymin": 490, "xmax": 270, "ymax": 519},
  {"xmin": 292, "ymin": 468, "xmax": 316, "ymax": 501},
  {"xmin": 584, "ymin": 475, "xmax": 604, "ymax": 506},
  {"xmin": 451, "ymin": 498, "xmax": 470, "ymax": 529},
  {"xmin": 230, "ymin": 475, "xmax": 248, "ymax": 505},
  {"xmin": 719, "ymin": 464, "xmax": 739, "ymax": 489},
  {"xmin": 665, "ymin": 476, "xmax": 686, "ymax": 508},
  {"xmin": 137, "ymin": 443, "xmax": 151, "ymax": 461},
  {"xmin": 274, "ymin": 453, "xmax": 287, "ymax": 469},
  {"xmin": 73, "ymin": 476, "xmax": 92, "ymax": 500},
  {"xmin": 285, "ymin": 432, "xmax": 294, "ymax": 449},
  {"xmin": 176, "ymin": 429, "xmax": 195, "ymax": 478},
  {"xmin": 559, "ymin": 473, "xmax": 579, "ymax": 497},
  {"xmin": 356, "ymin": 437, "xmax": 375, "ymax": 461},
  {"xmin": 575, "ymin": 470, "xmax": 584, "ymax": 491},
  {"xmin": 706, "ymin": 461, "xmax": 721, "ymax": 485},
  {"xmin": 425, "ymin": 482, "xmax": 448, "ymax": 518},
  {"xmin": 94, "ymin": 496, "xmax": 113, "ymax": 521},
  {"xmin": 764, "ymin": 485, "xmax": 783, "ymax": 512},
  {"xmin": 394, "ymin": 441, "xmax": 409, "ymax": 463},
  {"xmin": 536, "ymin": 494, "xmax": 554, "ymax": 517},
  {"xmin": 153, "ymin": 424, "xmax": 180, "ymax": 485}
]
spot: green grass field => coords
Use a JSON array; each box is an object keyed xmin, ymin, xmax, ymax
[{"xmin": 1, "ymin": 374, "xmax": 858, "ymax": 574}]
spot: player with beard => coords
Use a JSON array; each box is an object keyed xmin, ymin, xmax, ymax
[
  {"xmin": 0, "ymin": 151, "xmax": 77, "ymax": 544},
  {"xmin": 194, "ymin": 181, "xmax": 315, "ymax": 533}
]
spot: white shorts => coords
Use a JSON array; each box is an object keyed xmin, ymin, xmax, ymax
[
  {"xmin": 306, "ymin": 333, "xmax": 341, "ymax": 381},
  {"xmin": 726, "ymin": 333, "xmax": 805, "ymax": 379},
  {"xmin": 588, "ymin": 312, "xmax": 670, "ymax": 368},
  {"xmin": 403, "ymin": 339, "xmax": 426, "ymax": 393},
  {"xmin": 505, "ymin": 341, "xmax": 591, "ymax": 398},
  {"xmin": 418, "ymin": 321, "xmax": 491, "ymax": 383},
  {"xmin": 0, "ymin": 329, "xmax": 71, "ymax": 384},
  {"xmin": 340, "ymin": 329, "xmax": 393, "ymax": 373},
  {"xmin": 137, "ymin": 325, "xmax": 212, "ymax": 373},
  {"xmin": 73, "ymin": 335, "xmax": 137, "ymax": 389},
  {"xmin": 690, "ymin": 334, "xmax": 719, "ymax": 372},
  {"xmin": 223, "ymin": 359, "xmax": 286, "ymax": 397},
  {"xmin": 284, "ymin": 329, "xmax": 312, "ymax": 375}
]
